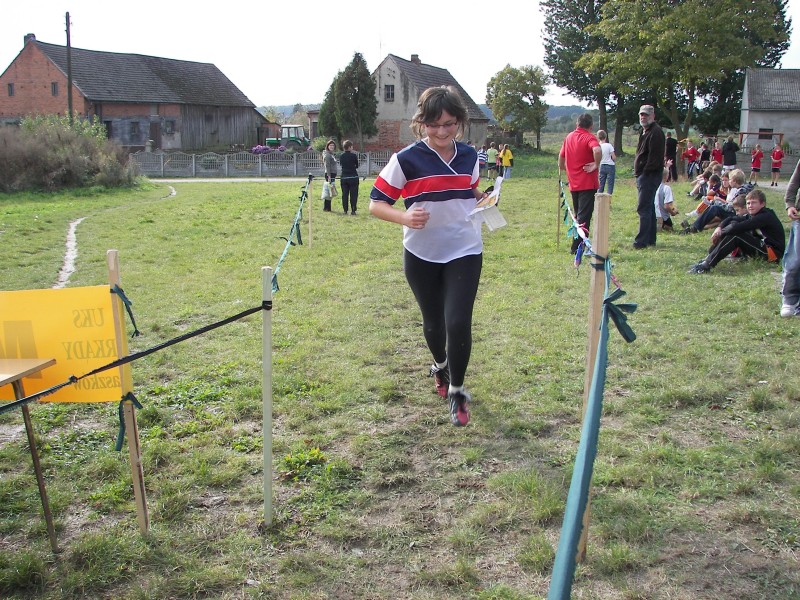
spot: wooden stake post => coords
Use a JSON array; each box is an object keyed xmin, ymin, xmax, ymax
[
  {"xmin": 576, "ymin": 192, "xmax": 611, "ymax": 563},
  {"xmin": 556, "ymin": 175, "xmax": 563, "ymax": 246},
  {"xmin": 107, "ymin": 250, "xmax": 149, "ymax": 534},
  {"xmin": 307, "ymin": 180, "xmax": 313, "ymax": 249},
  {"xmin": 9, "ymin": 370, "xmax": 59, "ymax": 552},
  {"xmin": 262, "ymin": 267, "xmax": 274, "ymax": 526}
]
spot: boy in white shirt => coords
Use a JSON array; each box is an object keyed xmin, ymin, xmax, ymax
[{"xmin": 655, "ymin": 168, "xmax": 677, "ymax": 231}]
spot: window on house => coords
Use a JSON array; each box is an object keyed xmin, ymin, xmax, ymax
[
  {"xmin": 384, "ymin": 85, "xmax": 394, "ymax": 102},
  {"xmin": 164, "ymin": 120, "xmax": 175, "ymax": 134},
  {"xmin": 7, "ymin": 83, "xmax": 13, "ymax": 97},
  {"xmin": 130, "ymin": 121, "xmax": 140, "ymax": 138},
  {"xmin": 51, "ymin": 82, "xmax": 58, "ymax": 96},
  {"xmin": 758, "ymin": 128, "xmax": 773, "ymax": 140}
]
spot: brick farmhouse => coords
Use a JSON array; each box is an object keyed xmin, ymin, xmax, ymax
[{"xmin": 0, "ymin": 34, "xmax": 267, "ymax": 152}]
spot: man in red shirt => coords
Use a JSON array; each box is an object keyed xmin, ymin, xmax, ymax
[{"xmin": 559, "ymin": 113, "xmax": 602, "ymax": 254}]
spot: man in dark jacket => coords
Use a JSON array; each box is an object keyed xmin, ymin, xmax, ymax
[
  {"xmin": 722, "ymin": 135, "xmax": 740, "ymax": 172},
  {"xmin": 633, "ymin": 105, "xmax": 666, "ymax": 248},
  {"xmin": 689, "ymin": 189, "xmax": 786, "ymax": 274}
]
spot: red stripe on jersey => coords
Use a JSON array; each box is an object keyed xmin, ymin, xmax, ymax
[
  {"xmin": 373, "ymin": 176, "xmax": 403, "ymax": 200},
  {"xmin": 404, "ymin": 174, "xmax": 474, "ymax": 198}
]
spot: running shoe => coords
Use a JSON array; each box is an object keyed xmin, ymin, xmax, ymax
[
  {"xmin": 429, "ymin": 364, "xmax": 450, "ymax": 398},
  {"xmin": 448, "ymin": 389, "xmax": 471, "ymax": 426},
  {"xmin": 688, "ymin": 262, "xmax": 711, "ymax": 274}
]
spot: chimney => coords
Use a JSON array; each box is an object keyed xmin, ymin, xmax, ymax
[
  {"xmin": 411, "ymin": 54, "xmax": 421, "ymax": 65},
  {"xmin": 24, "ymin": 33, "xmax": 36, "ymax": 45}
]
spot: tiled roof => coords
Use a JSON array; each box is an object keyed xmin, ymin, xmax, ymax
[
  {"xmin": 745, "ymin": 68, "xmax": 800, "ymax": 111},
  {"xmin": 386, "ymin": 54, "xmax": 487, "ymax": 122},
  {"xmin": 33, "ymin": 40, "xmax": 254, "ymax": 107}
]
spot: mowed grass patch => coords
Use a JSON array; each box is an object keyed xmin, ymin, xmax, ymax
[{"xmin": 1, "ymin": 160, "xmax": 799, "ymax": 599}]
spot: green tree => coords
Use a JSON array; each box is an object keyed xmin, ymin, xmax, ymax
[
  {"xmin": 542, "ymin": 0, "xmax": 641, "ymax": 155},
  {"xmin": 259, "ymin": 106, "xmax": 284, "ymax": 124},
  {"xmin": 486, "ymin": 65, "xmax": 549, "ymax": 150},
  {"xmin": 579, "ymin": 0, "xmax": 791, "ymax": 140},
  {"xmin": 318, "ymin": 77, "xmax": 342, "ymax": 141},
  {"xmin": 542, "ymin": 0, "xmax": 615, "ymax": 134},
  {"xmin": 694, "ymin": 0, "xmax": 791, "ymax": 135},
  {"xmin": 334, "ymin": 53, "xmax": 378, "ymax": 150},
  {"xmin": 287, "ymin": 108, "xmax": 308, "ymax": 127}
]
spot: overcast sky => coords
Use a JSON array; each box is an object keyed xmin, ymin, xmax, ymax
[{"xmin": 2, "ymin": 0, "xmax": 800, "ymax": 109}]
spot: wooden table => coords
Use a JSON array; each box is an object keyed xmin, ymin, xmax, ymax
[{"xmin": 0, "ymin": 358, "xmax": 59, "ymax": 552}]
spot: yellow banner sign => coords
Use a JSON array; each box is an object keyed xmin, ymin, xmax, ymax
[{"xmin": 0, "ymin": 286, "xmax": 131, "ymax": 403}]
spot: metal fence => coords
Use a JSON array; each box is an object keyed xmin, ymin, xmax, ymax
[{"xmin": 130, "ymin": 150, "xmax": 392, "ymax": 178}]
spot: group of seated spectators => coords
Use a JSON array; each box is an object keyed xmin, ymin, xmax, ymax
[
  {"xmin": 654, "ymin": 153, "xmax": 785, "ymax": 275},
  {"xmin": 686, "ymin": 185, "xmax": 784, "ymax": 274}
]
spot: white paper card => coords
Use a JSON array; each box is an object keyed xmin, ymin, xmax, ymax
[{"xmin": 481, "ymin": 206, "xmax": 507, "ymax": 230}]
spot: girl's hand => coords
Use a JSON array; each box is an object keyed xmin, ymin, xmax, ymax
[{"xmin": 405, "ymin": 206, "xmax": 430, "ymax": 229}]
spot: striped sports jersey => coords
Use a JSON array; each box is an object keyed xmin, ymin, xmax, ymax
[{"xmin": 371, "ymin": 140, "xmax": 482, "ymax": 263}]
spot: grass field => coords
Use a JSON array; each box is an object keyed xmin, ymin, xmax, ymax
[{"xmin": 0, "ymin": 148, "xmax": 798, "ymax": 599}]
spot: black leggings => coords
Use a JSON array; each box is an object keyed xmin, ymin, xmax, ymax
[{"xmin": 403, "ymin": 249, "xmax": 482, "ymax": 388}]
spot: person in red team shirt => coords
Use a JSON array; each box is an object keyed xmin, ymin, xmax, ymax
[
  {"xmin": 771, "ymin": 143, "xmax": 785, "ymax": 186},
  {"xmin": 750, "ymin": 143, "xmax": 764, "ymax": 185},
  {"xmin": 711, "ymin": 141, "xmax": 723, "ymax": 165},
  {"xmin": 682, "ymin": 141, "xmax": 701, "ymax": 179}
]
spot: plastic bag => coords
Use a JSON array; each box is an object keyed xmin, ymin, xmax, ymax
[{"xmin": 321, "ymin": 182, "xmax": 331, "ymax": 200}]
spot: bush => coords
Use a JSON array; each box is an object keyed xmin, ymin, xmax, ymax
[
  {"xmin": 311, "ymin": 137, "xmax": 329, "ymax": 152},
  {"xmin": 0, "ymin": 114, "xmax": 138, "ymax": 192}
]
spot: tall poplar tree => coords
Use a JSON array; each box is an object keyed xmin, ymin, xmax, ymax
[
  {"xmin": 318, "ymin": 77, "xmax": 342, "ymax": 142},
  {"xmin": 334, "ymin": 53, "xmax": 378, "ymax": 150}
]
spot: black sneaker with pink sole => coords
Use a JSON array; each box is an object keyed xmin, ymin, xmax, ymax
[
  {"xmin": 429, "ymin": 364, "xmax": 450, "ymax": 398},
  {"xmin": 448, "ymin": 389, "xmax": 471, "ymax": 426}
]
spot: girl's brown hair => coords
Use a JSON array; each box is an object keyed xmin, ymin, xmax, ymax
[{"xmin": 410, "ymin": 86, "xmax": 468, "ymax": 140}]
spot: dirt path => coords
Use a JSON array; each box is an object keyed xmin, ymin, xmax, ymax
[{"xmin": 53, "ymin": 217, "xmax": 86, "ymax": 289}]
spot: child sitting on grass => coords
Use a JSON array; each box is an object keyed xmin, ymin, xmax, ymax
[
  {"xmin": 680, "ymin": 169, "xmax": 749, "ymax": 233},
  {"xmin": 688, "ymin": 189, "xmax": 785, "ymax": 274},
  {"xmin": 686, "ymin": 173, "xmax": 725, "ymax": 218},
  {"xmin": 655, "ymin": 167, "xmax": 678, "ymax": 231},
  {"xmin": 687, "ymin": 168, "xmax": 711, "ymax": 199}
]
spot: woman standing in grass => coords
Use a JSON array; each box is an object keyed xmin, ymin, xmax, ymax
[
  {"xmin": 339, "ymin": 140, "xmax": 360, "ymax": 215},
  {"xmin": 322, "ymin": 140, "xmax": 338, "ymax": 211},
  {"xmin": 369, "ymin": 86, "xmax": 488, "ymax": 427}
]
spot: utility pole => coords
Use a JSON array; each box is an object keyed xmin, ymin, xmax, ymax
[{"xmin": 66, "ymin": 12, "xmax": 73, "ymax": 125}]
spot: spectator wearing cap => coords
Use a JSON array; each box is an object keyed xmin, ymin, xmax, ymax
[{"xmin": 633, "ymin": 104, "xmax": 666, "ymax": 249}]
